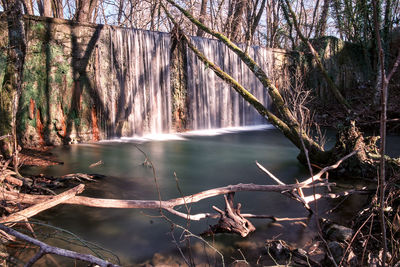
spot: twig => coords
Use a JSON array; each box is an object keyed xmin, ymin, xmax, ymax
[
  {"xmin": 339, "ymin": 213, "xmax": 374, "ymax": 267},
  {"xmin": 174, "ymin": 223, "xmax": 225, "ymax": 267},
  {"xmin": 361, "ymin": 215, "xmax": 375, "ymax": 266},
  {"xmin": 256, "ymin": 161, "xmax": 285, "ymax": 185},
  {"xmin": 300, "ymin": 150, "xmax": 358, "ymax": 186}
]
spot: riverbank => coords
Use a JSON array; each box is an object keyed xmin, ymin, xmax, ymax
[{"xmin": 19, "ymin": 147, "xmax": 63, "ymax": 167}]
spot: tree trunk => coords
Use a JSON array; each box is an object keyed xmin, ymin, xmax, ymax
[
  {"xmin": 117, "ymin": 0, "xmax": 124, "ymax": 25},
  {"xmin": 74, "ymin": 0, "xmax": 98, "ymax": 22},
  {"xmin": 36, "ymin": 0, "xmax": 44, "ymax": 15},
  {"xmin": 0, "ymin": 0, "xmax": 26, "ymax": 159},
  {"xmin": 51, "ymin": 0, "xmax": 63, "ymax": 18},
  {"xmin": 315, "ymin": 0, "xmax": 329, "ymax": 37},
  {"xmin": 197, "ymin": 0, "xmax": 208, "ymax": 37},
  {"xmin": 245, "ymin": 0, "xmax": 266, "ymax": 45},
  {"xmin": 230, "ymin": 0, "xmax": 247, "ymax": 42},
  {"xmin": 22, "ymin": 0, "xmax": 34, "ymax": 14},
  {"xmin": 43, "ymin": 0, "xmax": 52, "ymax": 17}
]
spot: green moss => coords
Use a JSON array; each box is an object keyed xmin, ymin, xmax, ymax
[
  {"xmin": 30, "ymin": 22, "xmax": 47, "ymax": 40},
  {"xmin": 31, "ymin": 22, "xmax": 46, "ymax": 33},
  {"xmin": 19, "ymin": 38, "xmax": 48, "ymax": 132},
  {"xmin": 68, "ymin": 109, "xmax": 81, "ymax": 126}
]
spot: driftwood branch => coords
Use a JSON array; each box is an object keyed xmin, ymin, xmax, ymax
[
  {"xmin": 0, "ymin": 152, "xmax": 359, "ymax": 237},
  {"xmin": 301, "ymin": 150, "xmax": 358, "ymax": 186},
  {"xmin": 256, "ymin": 151, "xmax": 358, "ymax": 213},
  {"xmin": 209, "ymin": 193, "xmax": 256, "ymax": 237},
  {"xmin": 257, "ymin": 161, "xmax": 313, "ymax": 213},
  {"xmin": 1, "ymin": 182, "xmax": 332, "ymax": 211},
  {"xmin": 0, "ymin": 184, "xmax": 85, "ymax": 225},
  {"xmin": 0, "ymin": 223, "xmax": 119, "ymax": 267},
  {"xmin": 256, "ymin": 161, "xmax": 285, "ymax": 185}
]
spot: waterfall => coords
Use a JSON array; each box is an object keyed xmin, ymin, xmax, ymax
[
  {"xmin": 102, "ymin": 29, "xmax": 272, "ymax": 137},
  {"xmin": 105, "ymin": 27, "xmax": 172, "ymax": 136},
  {"xmin": 186, "ymin": 37, "xmax": 271, "ymax": 130}
]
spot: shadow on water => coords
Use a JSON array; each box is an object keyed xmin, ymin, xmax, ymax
[{"xmin": 20, "ymin": 127, "xmax": 374, "ymax": 265}]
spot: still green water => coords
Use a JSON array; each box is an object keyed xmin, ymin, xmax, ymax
[{"xmin": 22, "ymin": 126, "xmax": 373, "ymax": 265}]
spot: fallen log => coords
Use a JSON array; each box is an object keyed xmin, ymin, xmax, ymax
[
  {"xmin": 1, "ymin": 182, "xmax": 332, "ymax": 210},
  {"xmin": 0, "ymin": 152, "xmax": 359, "ymax": 237}
]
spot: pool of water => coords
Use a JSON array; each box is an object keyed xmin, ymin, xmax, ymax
[{"xmin": 21, "ymin": 126, "xmax": 374, "ymax": 265}]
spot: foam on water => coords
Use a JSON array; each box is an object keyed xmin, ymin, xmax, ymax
[
  {"xmin": 100, "ymin": 124, "xmax": 274, "ymax": 143},
  {"xmin": 181, "ymin": 124, "xmax": 274, "ymax": 136}
]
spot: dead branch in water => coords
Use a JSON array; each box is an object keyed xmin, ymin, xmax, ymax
[
  {"xmin": 1, "ymin": 182, "xmax": 333, "ymax": 213},
  {"xmin": 0, "ymin": 184, "xmax": 84, "ymax": 225},
  {"xmin": 0, "ymin": 151, "xmax": 361, "ymax": 240}
]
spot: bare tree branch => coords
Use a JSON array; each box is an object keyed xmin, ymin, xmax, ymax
[{"xmin": 0, "ymin": 223, "xmax": 120, "ymax": 267}]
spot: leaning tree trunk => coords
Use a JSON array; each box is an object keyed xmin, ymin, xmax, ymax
[
  {"xmin": 0, "ymin": 0, "xmax": 26, "ymax": 159},
  {"xmin": 164, "ymin": 0, "xmax": 400, "ymax": 179},
  {"xmin": 164, "ymin": 0, "xmax": 327, "ymax": 161}
]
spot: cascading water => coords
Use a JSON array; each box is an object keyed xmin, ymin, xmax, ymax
[
  {"xmin": 102, "ymin": 29, "xmax": 274, "ymax": 137},
  {"xmin": 186, "ymin": 37, "xmax": 272, "ymax": 130},
  {"xmin": 105, "ymin": 27, "xmax": 172, "ymax": 136}
]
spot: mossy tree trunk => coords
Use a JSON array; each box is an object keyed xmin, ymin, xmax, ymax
[
  {"xmin": 163, "ymin": 1, "xmax": 327, "ymax": 159},
  {"xmin": 170, "ymin": 27, "xmax": 189, "ymax": 132},
  {"xmin": 164, "ymin": 0, "xmax": 400, "ymax": 179},
  {"xmin": 0, "ymin": 0, "xmax": 26, "ymax": 159}
]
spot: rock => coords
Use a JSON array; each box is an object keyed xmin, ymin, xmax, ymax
[
  {"xmin": 326, "ymin": 224, "xmax": 353, "ymax": 242},
  {"xmin": 321, "ymin": 219, "xmax": 353, "ymax": 242}
]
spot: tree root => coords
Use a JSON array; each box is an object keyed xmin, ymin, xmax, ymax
[{"xmin": 208, "ymin": 193, "xmax": 256, "ymax": 237}]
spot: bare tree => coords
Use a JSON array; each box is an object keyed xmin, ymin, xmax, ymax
[
  {"xmin": 36, "ymin": 0, "xmax": 52, "ymax": 17},
  {"xmin": 51, "ymin": 0, "xmax": 63, "ymax": 18},
  {"xmin": 281, "ymin": 0, "xmax": 352, "ymax": 111},
  {"xmin": 74, "ymin": 0, "xmax": 98, "ymax": 22},
  {"xmin": 22, "ymin": 0, "xmax": 34, "ymax": 14},
  {"xmin": 197, "ymin": 0, "xmax": 208, "ymax": 36},
  {"xmin": 244, "ymin": 0, "xmax": 266, "ymax": 46},
  {"xmin": 224, "ymin": 0, "xmax": 248, "ymax": 42}
]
